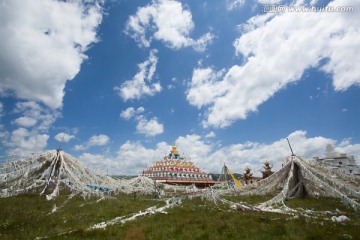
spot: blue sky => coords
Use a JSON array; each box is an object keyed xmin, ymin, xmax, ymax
[{"xmin": 0, "ymin": 0, "xmax": 359, "ymax": 176}]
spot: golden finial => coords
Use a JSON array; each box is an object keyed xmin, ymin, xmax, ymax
[{"xmin": 170, "ymin": 141, "xmax": 179, "ymax": 155}]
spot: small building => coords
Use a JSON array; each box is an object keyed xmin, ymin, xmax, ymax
[
  {"xmin": 141, "ymin": 143, "xmax": 215, "ymax": 187},
  {"xmin": 313, "ymin": 144, "xmax": 360, "ymax": 176}
]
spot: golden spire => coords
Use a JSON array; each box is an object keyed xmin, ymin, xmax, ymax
[{"xmin": 170, "ymin": 142, "xmax": 179, "ymax": 155}]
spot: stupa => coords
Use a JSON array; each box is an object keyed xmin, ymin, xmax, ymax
[
  {"xmin": 141, "ymin": 143, "xmax": 215, "ymax": 187},
  {"xmin": 244, "ymin": 167, "xmax": 253, "ymax": 184},
  {"xmin": 261, "ymin": 161, "xmax": 274, "ymax": 179}
]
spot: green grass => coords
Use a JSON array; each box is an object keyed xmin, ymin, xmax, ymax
[
  {"xmin": 0, "ymin": 193, "xmax": 359, "ymax": 240},
  {"xmin": 0, "ymin": 192, "xmax": 162, "ymax": 240},
  {"xmin": 223, "ymin": 193, "xmax": 278, "ymax": 205}
]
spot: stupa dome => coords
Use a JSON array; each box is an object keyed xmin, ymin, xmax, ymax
[{"xmin": 141, "ymin": 142, "xmax": 215, "ymax": 187}]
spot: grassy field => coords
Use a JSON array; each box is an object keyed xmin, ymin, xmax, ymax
[{"xmin": 0, "ymin": 192, "xmax": 359, "ymax": 240}]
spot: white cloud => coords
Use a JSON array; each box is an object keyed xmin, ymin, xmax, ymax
[
  {"xmin": 227, "ymin": 0, "xmax": 245, "ymax": 10},
  {"xmin": 0, "ymin": 0, "xmax": 103, "ymax": 109},
  {"xmin": 205, "ymin": 130, "xmax": 340, "ymax": 176},
  {"xmin": 54, "ymin": 132, "xmax": 75, "ymax": 143},
  {"xmin": 120, "ymin": 107, "xmax": 164, "ymax": 137},
  {"xmin": 136, "ymin": 117, "xmax": 164, "ymax": 137},
  {"xmin": 120, "ymin": 107, "xmax": 135, "ymax": 120},
  {"xmin": 120, "ymin": 107, "xmax": 145, "ymax": 120},
  {"xmin": 13, "ymin": 117, "xmax": 37, "ymax": 128},
  {"xmin": 192, "ymin": 32, "xmax": 215, "ymax": 52},
  {"xmin": 337, "ymin": 141, "xmax": 360, "ymax": 164},
  {"xmin": 167, "ymin": 77, "xmax": 177, "ymax": 90},
  {"xmin": 12, "ymin": 101, "xmax": 59, "ymax": 131},
  {"xmin": 205, "ymin": 131, "xmax": 216, "ymax": 138},
  {"xmin": 257, "ymin": 0, "xmax": 283, "ymax": 4},
  {"xmin": 79, "ymin": 153, "xmax": 114, "ymax": 174},
  {"xmin": 76, "ymin": 136, "xmax": 212, "ymax": 175},
  {"xmin": 187, "ymin": 0, "xmax": 360, "ymax": 128},
  {"xmin": 114, "ymin": 49, "xmax": 161, "ymax": 101},
  {"xmin": 2, "ymin": 127, "xmax": 49, "ymax": 156},
  {"xmin": 88, "ymin": 134, "xmax": 110, "ymax": 146},
  {"xmin": 73, "ymin": 134, "xmax": 110, "ymax": 151},
  {"xmin": 73, "ymin": 144, "xmax": 87, "ymax": 151},
  {"xmin": 125, "ymin": 0, "xmax": 214, "ymax": 51},
  {"xmin": 114, "ymin": 141, "xmax": 169, "ymax": 175},
  {"xmin": 74, "ymin": 131, "xmax": 360, "ymax": 176},
  {"xmin": 78, "ymin": 136, "xmax": 212, "ymax": 175},
  {"xmin": 175, "ymin": 135, "xmax": 212, "ymax": 164},
  {"xmin": 79, "ymin": 141, "xmax": 170, "ymax": 175},
  {"xmin": 1, "ymin": 101, "xmax": 59, "ymax": 155},
  {"xmin": 186, "ymin": 67, "xmax": 226, "ymax": 109}
]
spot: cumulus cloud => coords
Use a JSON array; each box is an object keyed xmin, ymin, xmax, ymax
[
  {"xmin": 120, "ymin": 107, "xmax": 145, "ymax": 120},
  {"xmin": 175, "ymin": 134, "xmax": 212, "ymax": 163},
  {"xmin": 88, "ymin": 135, "xmax": 110, "ymax": 146},
  {"xmin": 0, "ymin": 0, "xmax": 103, "ymax": 109},
  {"xmin": 136, "ymin": 117, "xmax": 164, "ymax": 137},
  {"xmin": 187, "ymin": 0, "xmax": 360, "ymax": 128},
  {"xmin": 125, "ymin": 0, "xmax": 214, "ymax": 51},
  {"xmin": 114, "ymin": 141, "xmax": 170, "ymax": 175},
  {"xmin": 114, "ymin": 49, "xmax": 161, "ymax": 101},
  {"xmin": 1, "ymin": 101, "xmax": 59, "ymax": 155},
  {"xmin": 13, "ymin": 116, "xmax": 37, "ymax": 128},
  {"xmin": 74, "ymin": 134, "xmax": 110, "ymax": 151},
  {"xmin": 73, "ymin": 145, "xmax": 86, "ymax": 151},
  {"xmin": 208, "ymin": 130, "xmax": 360, "ymax": 177},
  {"xmin": 77, "ymin": 136, "xmax": 212, "ymax": 175},
  {"xmin": 186, "ymin": 67, "xmax": 226, "ymax": 109},
  {"xmin": 2, "ymin": 128, "xmax": 49, "ymax": 156},
  {"xmin": 79, "ymin": 141, "xmax": 170, "ymax": 175},
  {"xmin": 338, "ymin": 141, "xmax": 360, "ymax": 164},
  {"xmin": 74, "ymin": 131, "xmax": 360, "ymax": 176},
  {"xmin": 120, "ymin": 107, "xmax": 164, "ymax": 137},
  {"xmin": 79, "ymin": 153, "xmax": 114, "ymax": 175},
  {"xmin": 54, "ymin": 132, "xmax": 75, "ymax": 143},
  {"xmin": 12, "ymin": 101, "xmax": 59, "ymax": 131},
  {"xmin": 206, "ymin": 130, "xmax": 335, "ymax": 176}
]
